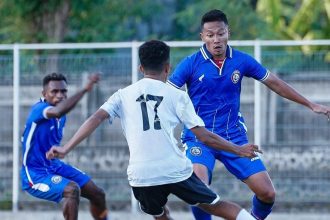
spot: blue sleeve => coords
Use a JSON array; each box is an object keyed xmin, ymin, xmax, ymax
[
  {"xmin": 244, "ymin": 54, "xmax": 269, "ymax": 81},
  {"xmin": 167, "ymin": 57, "xmax": 192, "ymax": 88},
  {"xmin": 29, "ymin": 102, "xmax": 51, "ymax": 123}
]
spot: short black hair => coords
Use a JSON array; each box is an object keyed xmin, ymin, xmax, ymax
[
  {"xmin": 139, "ymin": 40, "xmax": 170, "ymax": 73},
  {"xmin": 201, "ymin": 9, "xmax": 228, "ymax": 29},
  {"xmin": 43, "ymin": 72, "xmax": 67, "ymax": 87}
]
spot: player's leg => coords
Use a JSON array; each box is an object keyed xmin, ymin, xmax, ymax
[
  {"xmin": 80, "ymin": 180, "xmax": 108, "ymax": 220},
  {"xmin": 62, "ymin": 181, "xmax": 81, "ymax": 220},
  {"xmin": 198, "ymin": 201, "xmax": 255, "ymax": 220},
  {"xmin": 131, "ymin": 185, "xmax": 174, "ymax": 220},
  {"xmin": 170, "ymin": 173, "xmax": 255, "ymax": 220},
  {"xmin": 154, "ymin": 206, "xmax": 174, "ymax": 220},
  {"xmin": 185, "ymin": 141, "xmax": 215, "ymax": 220},
  {"xmin": 57, "ymin": 163, "xmax": 108, "ymax": 220},
  {"xmin": 219, "ymin": 146, "xmax": 275, "ymax": 220},
  {"xmin": 191, "ymin": 164, "xmax": 212, "ymax": 220},
  {"xmin": 243, "ymin": 171, "xmax": 275, "ymax": 220},
  {"xmin": 24, "ymin": 173, "xmax": 78, "ymax": 220}
]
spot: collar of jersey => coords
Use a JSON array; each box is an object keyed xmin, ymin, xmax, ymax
[
  {"xmin": 39, "ymin": 97, "xmax": 51, "ymax": 105},
  {"xmin": 200, "ymin": 44, "xmax": 233, "ymax": 60}
]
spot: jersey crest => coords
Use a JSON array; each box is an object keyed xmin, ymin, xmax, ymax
[
  {"xmin": 190, "ymin": 146, "xmax": 202, "ymax": 156},
  {"xmin": 231, "ymin": 70, "xmax": 241, "ymax": 84},
  {"xmin": 51, "ymin": 175, "xmax": 63, "ymax": 184}
]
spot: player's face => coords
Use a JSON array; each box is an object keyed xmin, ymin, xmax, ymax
[
  {"xmin": 200, "ymin": 21, "xmax": 229, "ymax": 59},
  {"xmin": 42, "ymin": 80, "xmax": 68, "ymax": 106}
]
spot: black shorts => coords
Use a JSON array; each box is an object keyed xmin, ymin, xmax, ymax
[{"xmin": 131, "ymin": 172, "xmax": 220, "ymax": 216}]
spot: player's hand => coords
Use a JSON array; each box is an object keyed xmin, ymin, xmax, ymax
[
  {"xmin": 46, "ymin": 146, "xmax": 68, "ymax": 159},
  {"xmin": 311, "ymin": 103, "xmax": 330, "ymax": 121},
  {"xmin": 85, "ymin": 73, "xmax": 101, "ymax": 92},
  {"xmin": 238, "ymin": 143, "xmax": 262, "ymax": 158}
]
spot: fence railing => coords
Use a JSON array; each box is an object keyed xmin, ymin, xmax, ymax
[{"xmin": 0, "ymin": 39, "xmax": 329, "ymax": 212}]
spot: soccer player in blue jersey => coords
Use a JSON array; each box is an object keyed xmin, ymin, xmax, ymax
[
  {"xmin": 167, "ymin": 9, "xmax": 330, "ymax": 220},
  {"xmin": 21, "ymin": 73, "xmax": 108, "ymax": 220}
]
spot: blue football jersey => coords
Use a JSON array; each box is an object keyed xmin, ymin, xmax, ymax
[
  {"xmin": 21, "ymin": 99, "xmax": 66, "ymax": 188},
  {"xmin": 168, "ymin": 44, "xmax": 269, "ymax": 142}
]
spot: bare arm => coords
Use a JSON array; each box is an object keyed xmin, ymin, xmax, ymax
[
  {"xmin": 263, "ymin": 73, "xmax": 330, "ymax": 118},
  {"xmin": 46, "ymin": 73, "xmax": 100, "ymax": 118},
  {"xmin": 190, "ymin": 126, "xmax": 261, "ymax": 158},
  {"xmin": 46, "ymin": 109, "xmax": 109, "ymax": 159}
]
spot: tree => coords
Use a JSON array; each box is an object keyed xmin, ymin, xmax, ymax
[
  {"xmin": 67, "ymin": 0, "xmax": 165, "ymax": 42},
  {"xmin": 256, "ymin": 0, "xmax": 330, "ymax": 40},
  {"xmin": 1, "ymin": 0, "xmax": 328, "ymax": 43},
  {"xmin": 0, "ymin": 0, "xmax": 71, "ymax": 43},
  {"xmin": 173, "ymin": 0, "xmax": 271, "ymax": 40},
  {"xmin": 0, "ymin": 0, "xmax": 168, "ymax": 43}
]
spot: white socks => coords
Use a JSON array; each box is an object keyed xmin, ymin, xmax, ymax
[{"xmin": 236, "ymin": 209, "xmax": 256, "ymax": 220}]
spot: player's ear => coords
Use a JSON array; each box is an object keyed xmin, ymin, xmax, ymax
[
  {"xmin": 164, "ymin": 63, "xmax": 171, "ymax": 81},
  {"xmin": 139, "ymin": 65, "xmax": 144, "ymax": 74},
  {"xmin": 164, "ymin": 63, "xmax": 170, "ymax": 74},
  {"xmin": 200, "ymin": 24, "xmax": 204, "ymax": 41}
]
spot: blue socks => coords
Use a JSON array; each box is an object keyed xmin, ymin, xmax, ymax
[
  {"xmin": 251, "ymin": 195, "xmax": 274, "ymax": 220},
  {"xmin": 191, "ymin": 206, "xmax": 211, "ymax": 220}
]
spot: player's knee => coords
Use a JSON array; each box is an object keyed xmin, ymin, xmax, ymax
[
  {"xmin": 259, "ymin": 188, "xmax": 276, "ymax": 202},
  {"xmin": 267, "ymin": 188, "xmax": 276, "ymax": 201},
  {"xmin": 95, "ymin": 187, "xmax": 106, "ymax": 203},
  {"xmin": 64, "ymin": 182, "xmax": 81, "ymax": 200},
  {"xmin": 88, "ymin": 186, "xmax": 106, "ymax": 205}
]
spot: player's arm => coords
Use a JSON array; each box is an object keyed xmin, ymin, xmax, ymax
[
  {"xmin": 46, "ymin": 73, "xmax": 100, "ymax": 118},
  {"xmin": 46, "ymin": 108, "xmax": 109, "ymax": 159},
  {"xmin": 190, "ymin": 126, "xmax": 261, "ymax": 158},
  {"xmin": 263, "ymin": 73, "xmax": 330, "ymax": 118}
]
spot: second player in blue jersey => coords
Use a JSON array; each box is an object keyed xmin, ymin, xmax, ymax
[{"xmin": 168, "ymin": 9, "xmax": 330, "ymax": 220}]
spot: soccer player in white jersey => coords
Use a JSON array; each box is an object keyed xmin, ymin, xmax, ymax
[{"xmin": 46, "ymin": 40, "xmax": 262, "ymax": 220}]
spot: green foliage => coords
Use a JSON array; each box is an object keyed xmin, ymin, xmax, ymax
[
  {"xmin": 0, "ymin": 0, "xmax": 329, "ymax": 43},
  {"xmin": 0, "ymin": 1, "xmax": 24, "ymax": 43},
  {"xmin": 0, "ymin": 0, "xmax": 71, "ymax": 43},
  {"xmin": 174, "ymin": 0, "xmax": 272, "ymax": 40},
  {"xmin": 257, "ymin": 0, "xmax": 330, "ymax": 40}
]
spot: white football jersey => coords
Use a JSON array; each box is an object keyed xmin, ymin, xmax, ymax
[{"xmin": 100, "ymin": 78, "xmax": 204, "ymax": 186}]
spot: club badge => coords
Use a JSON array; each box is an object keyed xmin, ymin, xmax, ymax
[
  {"xmin": 190, "ymin": 146, "xmax": 202, "ymax": 156},
  {"xmin": 51, "ymin": 175, "xmax": 62, "ymax": 184},
  {"xmin": 231, "ymin": 70, "xmax": 241, "ymax": 84}
]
